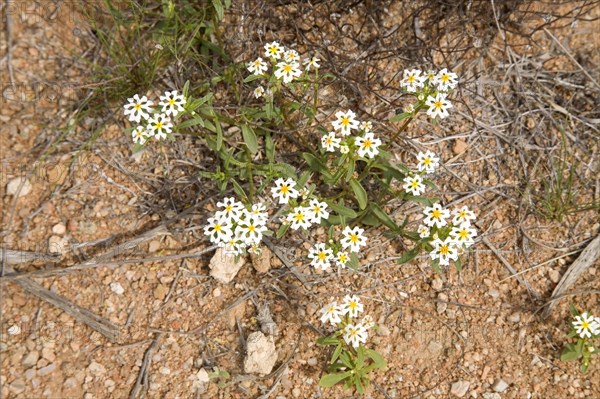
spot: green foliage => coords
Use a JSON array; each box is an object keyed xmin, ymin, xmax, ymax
[{"xmin": 560, "ymin": 306, "xmax": 599, "ymax": 373}]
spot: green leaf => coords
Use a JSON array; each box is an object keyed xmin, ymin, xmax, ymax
[
  {"xmin": 339, "ymin": 351, "xmax": 354, "ymax": 369},
  {"xmin": 178, "ymin": 117, "xmax": 205, "ymax": 129},
  {"xmin": 302, "ymin": 152, "xmax": 329, "ymax": 175},
  {"xmin": 182, "ymin": 80, "xmax": 190, "ymax": 98},
  {"xmin": 241, "ymin": 125, "xmax": 259, "ymax": 154},
  {"xmin": 276, "ymin": 223, "xmax": 290, "ymax": 239},
  {"xmin": 370, "ymin": 203, "xmax": 398, "ymax": 230},
  {"xmin": 345, "ymin": 160, "xmax": 355, "ymax": 182},
  {"xmin": 231, "ymin": 180, "xmax": 247, "ymax": 202},
  {"xmin": 243, "ymin": 74, "xmax": 263, "ymax": 83},
  {"xmin": 390, "ymin": 112, "xmax": 412, "ymax": 122},
  {"xmin": 365, "ymin": 349, "xmax": 387, "ymax": 370},
  {"xmin": 560, "ymin": 345, "xmax": 580, "ymax": 362},
  {"xmin": 331, "ymin": 344, "xmax": 343, "ymax": 364},
  {"xmin": 454, "ymin": 256, "xmax": 463, "ymax": 272},
  {"xmin": 356, "ymin": 346, "xmax": 365, "ymax": 370},
  {"xmin": 346, "ymin": 252, "xmax": 360, "ymax": 270},
  {"xmin": 568, "ymin": 304, "xmax": 580, "ymax": 317},
  {"xmin": 265, "ymin": 131, "xmax": 274, "ymax": 163},
  {"xmin": 431, "ymin": 258, "xmax": 442, "ymax": 273},
  {"xmin": 319, "ymin": 372, "xmax": 352, "ymax": 388},
  {"xmin": 212, "ymin": 0, "xmax": 224, "ymax": 20},
  {"xmin": 397, "ymin": 247, "xmax": 420, "ymax": 264},
  {"xmin": 297, "ymin": 171, "xmax": 312, "ymax": 188},
  {"xmin": 215, "ymin": 118, "xmax": 223, "ymax": 151},
  {"xmin": 327, "ymin": 201, "xmax": 358, "ymax": 219},
  {"xmin": 349, "ymin": 179, "xmax": 368, "ymax": 210}
]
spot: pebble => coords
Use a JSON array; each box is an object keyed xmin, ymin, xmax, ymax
[
  {"xmin": 548, "ymin": 268, "xmax": 560, "ymax": 283},
  {"xmin": 292, "ymin": 388, "xmax": 301, "ymax": 398},
  {"xmin": 453, "ymin": 139, "xmax": 468, "ymax": 155},
  {"xmin": 9, "ymin": 379, "xmax": 25, "ymax": 394},
  {"xmin": 110, "ymin": 282, "xmax": 125, "ymax": 295},
  {"xmin": 87, "ymin": 361, "xmax": 106, "ymax": 376},
  {"xmin": 67, "ymin": 220, "xmax": 78, "ymax": 232},
  {"xmin": 24, "ymin": 368, "xmax": 36, "ymax": 380},
  {"xmin": 42, "ymin": 347, "xmax": 55, "ymax": 362},
  {"xmin": 243, "ymin": 331, "xmax": 278, "ymax": 375},
  {"xmin": 6, "ymin": 177, "xmax": 32, "ymax": 197},
  {"xmin": 437, "ymin": 293, "xmax": 448, "ymax": 314},
  {"xmin": 507, "ymin": 313, "xmax": 520, "ymax": 323},
  {"xmin": 487, "ymin": 289, "xmax": 500, "ymax": 299},
  {"xmin": 153, "ymin": 284, "xmax": 169, "ymax": 301},
  {"xmin": 212, "ymin": 287, "xmax": 222, "ymax": 297},
  {"xmin": 52, "ymin": 223, "xmax": 66, "ymax": 235},
  {"xmin": 307, "ymin": 358, "xmax": 318, "ymax": 366},
  {"xmin": 482, "ymin": 394, "xmax": 501, "ymax": 399},
  {"xmin": 492, "ymin": 378, "xmax": 509, "ymax": 393},
  {"xmin": 450, "ymin": 380, "xmax": 470, "ymax": 397},
  {"xmin": 22, "ymin": 351, "xmax": 39, "ymax": 368},
  {"xmin": 377, "ymin": 325, "xmax": 391, "ymax": 336},
  {"xmin": 48, "ymin": 235, "xmax": 69, "ymax": 255},
  {"xmin": 38, "ymin": 363, "xmax": 56, "ymax": 376},
  {"xmin": 209, "ymin": 247, "xmax": 246, "ymax": 284},
  {"xmin": 159, "ymin": 367, "xmax": 171, "ymax": 375},
  {"xmin": 148, "ymin": 240, "xmax": 161, "ymax": 253},
  {"xmin": 431, "ymin": 278, "xmax": 443, "ymax": 291}
]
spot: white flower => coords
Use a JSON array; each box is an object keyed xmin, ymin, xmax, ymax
[
  {"xmin": 332, "ymin": 109, "xmax": 359, "ymax": 136},
  {"xmin": 335, "ymin": 251, "xmax": 350, "ymax": 268},
  {"xmin": 215, "ymin": 197, "xmax": 245, "ymax": 221},
  {"xmin": 124, "ymin": 94, "xmax": 154, "ymax": 123},
  {"xmin": 340, "ymin": 144, "xmax": 349, "ymax": 154},
  {"xmin": 401, "ymin": 69, "xmax": 426, "ymax": 92},
  {"xmin": 132, "ymin": 125, "xmax": 151, "ymax": 145},
  {"xmin": 264, "ymin": 41, "xmax": 284, "ymax": 59},
  {"xmin": 450, "ymin": 223, "xmax": 477, "ymax": 247},
  {"xmin": 303, "ymin": 56, "xmax": 320, "ymax": 70},
  {"xmin": 343, "ymin": 323, "xmax": 368, "ymax": 348},
  {"xmin": 308, "ymin": 243, "xmax": 333, "ymax": 271},
  {"xmin": 361, "ymin": 315, "xmax": 375, "ymax": 329},
  {"xmin": 307, "ymin": 198, "xmax": 329, "ymax": 224},
  {"xmin": 320, "ymin": 302, "xmax": 343, "ymax": 325},
  {"xmin": 341, "ymin": 295, "xmax": 364, "ymax": 318},
  {"xmin": 249, "ymin": 203, "xmax": 269, "ymax": 224},
  {"xmin": 423, "ymin": 203, "xmax": 450, "ymax": 228},
  {"xmin": 321, "ymin": 131, "xmax": 341, "ymax": 152},
  {"xmin": 403, "ymin": 174, "xmax": 426, "ymax": 196},
  {"xmin": 452, "ymin": 206, "xmax": 476, "ymax": 226},
  {"xmin": 286, "ymin": 206, "xmax": 312, "ymax": 230},
  {"xmin": 425, "ymin": 93, "xmax": 452, "ymax": 119},
  {"xmin": 425, "ymin": 70, "xmax": 436, "ymax": 82},
  {"xmin": 248, "ymin": 57, "xmax": 268, "ymax": 75},
  {"xmin": 253, "ymin": 86, "xmax": 265, "ymax": 98},
  {"xmin": 158, "ymin": 90, "xmax": 186, "ymax": 117},
  {"xmin": 274, "ymin": 61, "xmax": 302, "ymax": 84},
  {"xmin": 234, "ymin": 215, "xmax": 268, "ymax": 246},
  {"xmin": 355, "ymin": 132, "xmax": 382, "ymax": 158},
  {"xmin": 573, "ymin": 312, "xmax": 600, "ymax": 339},
  {"xmin": 271, "ymin": 178, "xmax": 299, "ymax": 204},
  {"xmin": 416, "ymin": 151, "xmax": 440, "ymax": 174},
  {"xmin": 417, "ymin": 224, "xmax": 430, "ymax": 238},
  {"xmin": 359, "ymin": 120, "xmax": 373, "ymax": 132},
  {"xmin": 146, "ymin": 113, "xmax": 173, "ymax": 140},
  {"xmin": 341, "ymin": 226, "xmax": 367, "ymax": 253},
  {"xmin": 404, "ymin": 104, "xmax": 415, "ymax": 114},
  {"xmin": 283, "ymin": 49, "xmax": 300, "ymax": 63},
  {"xmin": 432, "ymin": 68, "xmax": 458, "ymax": 91},
  {"xmin": 298, "ymin": 187, "xmax": 310, "ymax": 198},
  {"xmin": 430, "ymin": 238, "xmax": 459, "ymax": 266},
  {"xmin": 204, "ymin": 216, "xmax": 233, "ymax": 244}
]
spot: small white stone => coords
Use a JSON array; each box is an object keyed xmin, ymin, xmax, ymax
[
  {"xmin": 48, "ymin": 235, "xmax": 69, "ymax": 255},
  {"xmin": 159, "ymin": 367, "xmax": 171, "ymax": 375},
  {"xmin": 52, "ymin": 223, "xmax": 67, "ymax": 235},
  {"xmin": 451, "ymin": 380, "xmax": 470, "ymax": 397},
  {"xmin": 6, "ymin": 177, "xmax": 32, "ymax": 197},
  {"xmin": 8, "ymin": 325, "xmax": 21, "ymax": 335},
  {"xmin": 110, "ymin": 282, "xmax": 125, "ymax": 295},
  {"xmin": 243, "ymin": 331, "xmax": 277, "ymax": 375},
  {"xmin": 209, "ymin": 247, "xmax": 246, "ymax": 284},
  {"xmin": 492, "ymin": 378, "xmax": 509, "ymax": 393}
]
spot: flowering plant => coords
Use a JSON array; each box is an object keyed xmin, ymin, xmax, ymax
[
  {"xmin": 560, "ymin": 305, "xmax": 600, "ymax": 372},
  {"xmin": 316, "ymin": 296, "xmax": 386, "ymax": 394}
]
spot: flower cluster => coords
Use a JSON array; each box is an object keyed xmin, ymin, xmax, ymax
[
  {"xmin": 321, "ymin": 110, "xmax": 382, "ymax": 159},
  {"xmin": 308, "ymin": 226, "xmax": 367, "ymax": 271},
  {"xmin": 123, "ymin": 90, "xmax": 187, "ymax": 144},
  {"xmin": 400, "ymin": 68, "xmax": 458, "ymax": 120},
  {"xmin": 319, "ymin": 295, "xmax": 375, "ymax": 348},
  {"xmin": 204, "ymin": 197, "xmax": 270, "ymax": 255},
  {"xmin": 402, "ymin": 150, "xmax": 441, "ymax": 196},
  {"xmin": 572, "ymin": 312, "xmax": 600, "ymax": 339},
  {"xmin": 417, "ymin": 203, "xmax": 477, "ymax": 266},
  {"xmin": 247, "ymin": 41, "xmax": 320, "ymax": 95}
]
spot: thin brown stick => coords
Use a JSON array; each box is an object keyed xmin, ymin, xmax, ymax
[{"xmin": 129, "ymin": 334, "xmax": 162, "ymax": 399}]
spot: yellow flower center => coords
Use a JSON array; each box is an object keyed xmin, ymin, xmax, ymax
[
  {"xmin": 214, "ymin": 224, "xmax": 222, "ymax": 232},
  {"xmin": 294, "ymin": 212, "xmax": 304, "ymax": 222},
  {"xmin": 459, "ymin": 211, "xmax": 466, "ymax": 218},
  {"xmin": 325, "ymin": 137, "xmax": 333, "ymax": 145},
  {"xmin": 349, "ymin": 302, "xmax": 357, "ymax": 309},
  {"xmin": 350, "ymin": 329, "xmax": 358, "ymax": 337},
  {"xmin": 582, "ymin": 321, "xmax": 589, "ymax": 329},
  {"xmin": 280, "ymin": 185, "xmax": 289, "ymax": 194},
  {"xmin": 407, "ymin": 75, "xmax": 415, "ymax": 83},
  {"xmin": 313, "ymin": 206, "xmax": 320, "ymax": 213},
  {"xmin": 411, "ymin": 180, "xmax": 419, "ymax": 188},
  {"xmin": 169, "ymin": 99, "xmax": 176, "ymax": 105},
  {"xmin": 341, "ymin": 116, "xmax": 350, "ymax": 127},
  {"xmin": 441, "ymin": 74, "xmax": 450, "ymax": 82},
  {"xmin": 459, "ymin": 230, "xmax": 469, "ymax": 239},
  {"xmin": 226, "ymin": 205, "xmax": 232, "ymax": 212},
  {"xmin": 431, "ymin": 209, "xmax": 441, "ymax": 219},
  {"xmin": 440, "ymin": 245, "xmax": 449, "ymax": 255},
  {"xmin": 283, "ymin": 65, "xmax": 293, "ymax": 73},
  {"xmin": 423, "ymin": 158, "xmax": 431, "ymax": 165},
  {"xmin": 248, "ymin": 225, "xmax": 255, "ymax": 232},
  {"xmin": 362, "ymin": 139, "xmax": 372, "ymax": 148},
  {"xmin": 339, "ymin": 254, "xmax": 347, "ymax": 262},
  {"xmin": 318, "ymin": 252, "xmax": 327, "ymax": 261},
  {"xmin": 134, "ymin": 103, "xmax": 142, "ymax": 110},
  {"xmin": 434, "ymin": 101, "xmax": 443, "ymax": 109},
  {"xmin": 350, "ymin": 234, "xmax": 359, "ymax": 243}
]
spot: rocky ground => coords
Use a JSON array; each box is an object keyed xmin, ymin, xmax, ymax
[{"xmin": 1, "ymin": 1, "xmax": 599, "ymax": 398}]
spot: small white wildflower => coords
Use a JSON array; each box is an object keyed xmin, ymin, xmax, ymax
[
  {"xmin": 359, "ymin": 120, "xmax": 373, "ymax": 132},
  {"xmin": 451, "ymin": 206, "xmax": 476, "ymax": 226},
  {"xmin": 321, "ymin": 131, "xmax": 341, "ymax": 152},
  {"xmin": 401, "ymin": 69, "xmax": 426, "ymax": 92},
  {"xmin": 343, "ymin": 323, "xmax": 368, "ymax": 348},
  {"xmin": 423, "ymin": 203, "xmax": 450, "ymax": 228},
  {"xmin": 361, "ymin": 315, "xmax": 375, "ymax": 329},
  {"xmin": 332, "ymin": 109, "xmax": 359, "ymax": 136},
  {"xmin": 274, "ymin": 61, "xmax": 302, "ymax": 84},
  {"xmin": 340, "ymin": 144, "xmax": 350, "ymax": 154},
  {"xmin": 264, "ymin": 41, "xmax": 284, "ymax": 59},
  {"xmin": 234, "ymin": 215, "xmax": 268, "ymax": 246},
  {"xmin": 417, "ymin": 224, "xmax": 430, "ymax": 239},
  {"xmin": 286, "ymin": 206, "xmax": 312, "ymax": 230},
  {"xmin": 215, "ymin": 197, "xmax": 245, "ymax": 221},
  {"xmin": 123, "ymin": 94, "xmax": 154, "ymax": 123},
  {"xmin": 308, "ymin": 243, "xmax": 334, "ymax": 271},
  {"xmin": 341, "ymin": 294, "xmax": 364, "ymax": 319},
  {"xmin": 432, "ymin": 68, "xmax": 458, "ymax": 91},
  {"xmin": 341, "ymin": 226, "xmax": 367, "ymax": 253},
  {"xmin": 430, "ymin": 238, "xmax": 459, "ymax": 266},
  {"xmin": 307, "ymin": 198, "xmax": 329, "ymax": 224},
  {"xmin": 146, "ymin": 113, "xmax": 173, "ymax": 140},
  {"xmin": 283, "ymin": 49, "xmax": 300, "ymax": 63},
  {"xmin": 573, "ymin": 312, "xmax": 600, "ymax": 339},
  {"xmin": 450, "ymin": 223, "xmax": 478, "ymax": 247},
  {"xmin": 404, "ymin": 104, "xmax": 415, "ymax": 113},
  {"xmin": 303, "ymin": 56, "xmax": 320, "ymax": 70},
  {"xmin": 204, "ymin": 216, "xmax": 233, "ymax": 244},
  {"xmin": 254, "ymin": 86, "xmax": 265, "ymax": 98},
  {"xmin": 403, "ymin": 174, "xmax": 426, "ymax": 196},
  {"xmin": 271, "ymin": 178, "xmax": 299, "ymax": 204},
  {"xmin": 335, "ymin": 251, "xmax": 350, "ymax": 268},
  {"xmin": 132, "ymin": 125, "xmax": 151, "ymax": 145},
  {"xmin": 355, "ymin": 132, "xmax": 382, "ymax": 158},
  {"xmin": 158, "ymin": 90, "xmax": 186, "ymax": 117},
  {"xmin": 320, "ymin": 302, "xmax": 343, "ymax": 325},
  {"xmin": 248, "ymin": 57, "xmax": 268, "ymax": 75},
  {"xmin": 425, "ymin": 93, "xmax": 452, "ymax": 119},
  {"xmin": 416, "ymin": 151, "xmax": 440, "ymax": 174}
]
